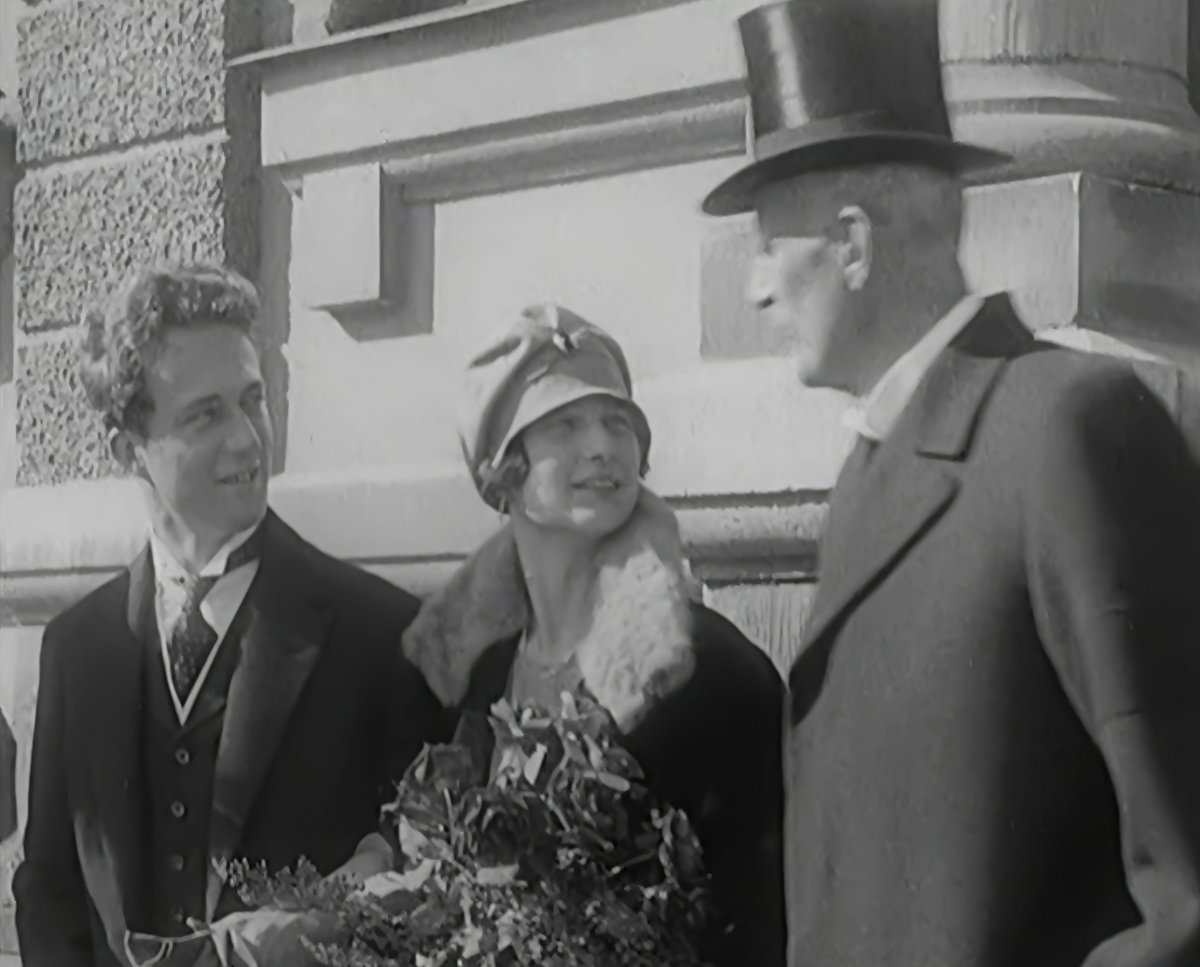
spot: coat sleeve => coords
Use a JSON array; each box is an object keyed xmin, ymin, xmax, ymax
[
  {"xmin": 1024, "ymin": 365, "xmax": 1200, "ymax": 967},
  {"xmin": 369, "ymin": 594, "xmax": 457, "ymax": 835},
  {"xmin": 12, "ymin": 621, "xmax": 96, "ymax": 967},
  {"xmin": 701, "ymin": 644, "xmax": 787, "ymax": 967}
]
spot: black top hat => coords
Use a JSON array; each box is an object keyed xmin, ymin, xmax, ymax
[{"xmin": 702, "ymin": 0, "xmax": 1008, "ymax": 216}]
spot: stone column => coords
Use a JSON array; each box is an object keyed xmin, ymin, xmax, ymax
[
  {"xmin": 943, "ymin": 0, "xmax": 1200, "ymax": 433},
  {"xmin": 0, "ymin": 0, "xmax": 265, "ymax": 952}
]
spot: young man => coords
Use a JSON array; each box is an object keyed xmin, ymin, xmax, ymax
[
  {"xmin": 704, "ymin": 2, "xmax": 1200, "ymax": 966},
  {"xmin": 14, "ymin": 264, "xmax": 444, "ymax": 966}
]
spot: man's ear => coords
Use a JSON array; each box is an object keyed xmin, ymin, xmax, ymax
[
  {"xmin": 109, "ymin": 427, "xmax": 149, "ymax": 480},
  {"xmin": 835, "ymin": 205, "xmax": 872, "ymax": 292}
]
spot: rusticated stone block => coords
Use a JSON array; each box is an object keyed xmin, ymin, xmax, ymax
[
  {"xmin": 17, "ymin": 0, "xmax": 259, "ymax": 163},
  {"xmin": 15, "ymin": 335, "xmax": 122, "ymax": 485},
  {"xmin": 15, "ymin": 136, "xmax": 258, "ymax": 333}
]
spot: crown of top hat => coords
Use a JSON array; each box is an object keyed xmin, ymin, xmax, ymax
[{"xmin": 702, "ymin": 0, "xmax": 1007, "ymax": 216}]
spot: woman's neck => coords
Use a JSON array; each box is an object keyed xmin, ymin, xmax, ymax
[{"xmin": 511, "ymin": 517, "xmax": 599, "ymax": 661}]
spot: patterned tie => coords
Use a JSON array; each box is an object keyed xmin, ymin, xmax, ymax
[{"xmin": 166, "ymin": 530, "xmax": 263, "ymax": 700}]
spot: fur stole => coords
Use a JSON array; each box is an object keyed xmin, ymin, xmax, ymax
[{"xmin": 402, "ymin": 487, "xmax": 700, "ymax": 732}]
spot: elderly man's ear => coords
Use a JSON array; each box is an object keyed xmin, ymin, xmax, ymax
[{"xmin": 835, "ymin": 205, "xmax": 872, "ymax": 292}]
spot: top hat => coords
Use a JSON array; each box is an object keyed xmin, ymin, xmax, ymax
[{"xmin": 702, "ymin": 0, "xmax": 1008, "ymax": 216}]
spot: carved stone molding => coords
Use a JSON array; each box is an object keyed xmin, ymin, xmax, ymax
[
  {"xmin": 297, "ymin": 162, "xmax": 435, "ymax": 334},
  {"xmin": 0, "ymin": 473, "xmax": 827, "ymax": 626},
  {"xmin": 943, "ymin": 0, "xmax": 1200, "ymax": 192}
]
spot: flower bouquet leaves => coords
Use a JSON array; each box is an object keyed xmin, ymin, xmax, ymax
[{"xmin": 228, "ymin": 692, "xmax": 716, "ymax": 966}]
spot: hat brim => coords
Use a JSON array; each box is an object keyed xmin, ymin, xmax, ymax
[
  {"xmin": 702, "ymin": 132, "xmax": 1010, "ymax": 217},
  {"xmin": 492, "ymin": 387, "xmax": 652, "ymax": 472}
]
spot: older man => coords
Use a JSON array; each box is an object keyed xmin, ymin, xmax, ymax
[
  {"xmin": 14, "ymin": 264, "xmax": 445, "ymax": 966},
  {"xmin": 704, "ymin": 2, "xmax": 1200, "ymax": 966}
]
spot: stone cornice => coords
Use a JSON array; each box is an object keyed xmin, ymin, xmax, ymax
[
  {"xmin": 238, "ymin": 0, "xmax": 1200, "ymax": 198},
  {"xmin": 230, "ymin": 0, "xmax": 694, "ymax": 70},
  {"xmin": 1, "ymin": 357, "xmax": 850, "ymax": 626},
  {"xmin": 0, "ymin": 473, "xmax": 827, "ymax": 627}
]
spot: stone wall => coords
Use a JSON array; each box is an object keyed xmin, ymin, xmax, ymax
[
  {"xmin": 0, "ymin": 0, "xmax": 264, "ymax": 953},
  {"xmin": 12, "ymin": 0, "xmax": 262, "ymax": 486}
]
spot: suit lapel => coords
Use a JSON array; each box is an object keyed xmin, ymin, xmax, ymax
[
  {"xmin": 802, "ymin": 448, "xmax": 959, "ymax": 652},
  {"xmin": 74, "ymin": 548, "xmax": 152, "ymax": 933},
  {"xmin": 798, "ymin": 295, "xmax": 1033, "ymax": 661},
  {"xmin": 205, "ymin": 515, "xmax": 332, "ymax": 916}
]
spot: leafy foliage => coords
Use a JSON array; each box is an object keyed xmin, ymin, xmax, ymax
[{"xmin": 229, "ymin": 693, "xmax": 715, "ymax": 966}]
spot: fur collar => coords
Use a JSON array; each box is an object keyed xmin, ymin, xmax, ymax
[{"xmin": 402, "ymin": 487, "xmax": 700, "ymax": 732}]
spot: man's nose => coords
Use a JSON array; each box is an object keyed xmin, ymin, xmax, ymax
[
  {"xmin": 226, "ymin": 406, "xmax": 262, "ymax": 454},
  {"xmin": 745, "ymin": 252, "xmax": 776, "ymax": 310}
]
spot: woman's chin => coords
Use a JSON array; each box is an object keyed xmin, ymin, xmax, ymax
[{"xmin": 568, "ymin": 496, "xmax": 637, "ymax": 537}]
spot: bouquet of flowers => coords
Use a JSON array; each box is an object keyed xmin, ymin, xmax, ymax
[{"xmin": 228, "ymin": 692, "xmax": 716, "ymax": 966}]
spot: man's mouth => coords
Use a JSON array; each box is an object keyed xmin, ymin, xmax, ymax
[{"xmin": 219, "ymin": 467, "xmax": 260, "ymax": 485}]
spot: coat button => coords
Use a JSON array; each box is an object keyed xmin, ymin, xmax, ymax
[
  {"xmin": 174, "ymin": 748, "xmax": 191, "ymax": 766},
  {"xmin": 169, "ymin": 853, "xmax": 185, "ymax": 872},
  {"xmin": 170, "ymin": 800, "xmax": 187, "ymax": 820},
  {"xmin": 170, "ymin": 906, "xmax": 186, "ymax": 924}
]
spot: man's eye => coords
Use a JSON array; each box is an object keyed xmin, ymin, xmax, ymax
[{"xmin": 188, "ymin": 406, "xmax": 218, "ymax": 427}]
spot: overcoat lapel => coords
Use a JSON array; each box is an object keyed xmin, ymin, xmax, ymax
[
  {"xmin": 796, "ymin": 296, "xmax": 1034, "ymax": 675},
  {"xmin": 205, "ymin": 515, "xmax": 332, "ymax": 917},
  {"xmin": 74, "ymin": 548, "xmax": 152, "ymax": 937}
]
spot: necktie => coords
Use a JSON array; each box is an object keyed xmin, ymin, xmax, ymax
[{"xmin": 165, "ymin": 530, "xmax": 263, "ymax": 701}]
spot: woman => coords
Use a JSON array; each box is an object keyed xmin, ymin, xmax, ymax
[{"xmin": 402, "ymin": 304, "xmax": 785, "ymax": 967}]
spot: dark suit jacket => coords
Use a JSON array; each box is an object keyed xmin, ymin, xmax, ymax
[
  {"xmin": 454, "ymin": 603, "xmax": 786, "ymax": 967},
  {"xmin": 13, "ymin": 510, "xmax": 445, "ymax": 967},
  {"xmin": 786, "ymin": 295, "xmax": 1200, "ymax": 967},
  {"xmin": 0, "ymin": 708, "xmax": 16, "ymax": 842}
]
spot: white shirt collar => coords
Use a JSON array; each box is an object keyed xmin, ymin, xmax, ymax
[
  {"xmin": 845, "ymin": 294, "xmax": 983, "ymax": 442},
  {"xmin": 149, "ymin": 517, "xmax": 264, "ymax": 585},
  {"xmin": 148, "ymin": 519, "xmax": 264, "ymax": 726}
]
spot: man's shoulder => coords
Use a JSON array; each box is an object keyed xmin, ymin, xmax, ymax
[
  {"xmin": 43, "ymin": 569, "xmax": 131, "ymax": 649},
  {"xmin": 48, "ymin": 569, "xmax": 129, "ymax": 627},
  {"xmin": 1007, "ymin": 340, "xmax": 1143, "ymax": 392},
  {"xmin": 267, "ymin": 512, "xmax": 421, "ymax": 620},
  {"xmin": 990, "ymin": 341, "xmax": 1163, "ymax": 431}
]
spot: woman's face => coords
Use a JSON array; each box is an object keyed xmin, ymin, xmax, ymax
[{"xmin": 512, "ymin": 394, "xmax": 643, "ymax": 540}]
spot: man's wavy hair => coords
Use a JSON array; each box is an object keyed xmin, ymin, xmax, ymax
[{"xmin": 79, "ymin": 263, "xmax": 260, "ymax": 435}]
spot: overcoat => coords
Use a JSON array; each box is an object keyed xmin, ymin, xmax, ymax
[
  {"xmin": 403, "ymin": 493, "xmax": 786, "ymax": 967},
  {"xmin": 786, "ymin": 295, "xmax": 1200, "ymax": 967}
]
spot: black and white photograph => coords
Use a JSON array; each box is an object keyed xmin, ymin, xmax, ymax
[{"xmin": 1, "ymin": 0, "xmax": 1199, "ymax": 965}]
